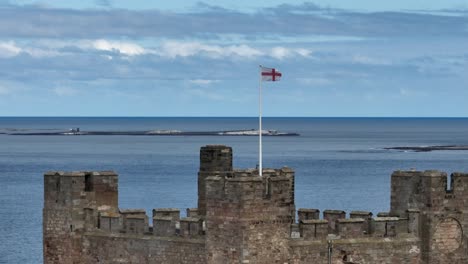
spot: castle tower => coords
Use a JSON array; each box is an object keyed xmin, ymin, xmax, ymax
[
  {"xmin": 200, "ymin": 145, "xmax": 295, "ymax": 264},
  {"xmin": 198, "ymin": 145, "xmax": 233, "ymax": 216},
  {"xmin": 390, "ymin": 170, "xmax": 468, "ymax": 263},
  {"xmin": 43, "ymin": 171, "xmax": 118, "ymax": 264},
  {"xmin": 390, "ymin": 170, "xmax": 447, "ymax": 217}
]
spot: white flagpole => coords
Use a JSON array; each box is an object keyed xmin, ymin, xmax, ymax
[{"xmin": 259, "ymin": 65, "xmax": 263, "ymax": 176}]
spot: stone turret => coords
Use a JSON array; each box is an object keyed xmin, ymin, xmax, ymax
[
  {"xmin": 198, "ymin": 145, "xmax": 233, "ymax": 216},
  {"xmin": 200, "ymin": 145, "xmax": 295, "ymax": 264},
  {"xmin": 390, "ymin": 170, "xmax": 468, "ymax": 263},
  {"xmin": 43, "ymin": 171, "xmax": 118, "ymax": 263}
]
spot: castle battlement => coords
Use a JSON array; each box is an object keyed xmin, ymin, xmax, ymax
[
  {"xmin": 391, "ymin": 170, "xmax": 468, "ymax": 218},
  {"xmin": 92, "ymin": 204, "xmax": 420, "ymax": 243},
  {"xmin": 204, "ymin": 167, "xmax": 294, "ymax": 204},
  {"xmin": 295, "ymin": 208, "xmax": 414, "ymax": 240},
  {"xmin": 97, "ymin": 208, "xmax": 204, "ymax": 238},
  {"xmin": 44, "ymin": 170, "xmax": 118, "ymax": 211},
  {"xmin": 43, "ymin": 145, "xmax": 468, "ymax": 264}
]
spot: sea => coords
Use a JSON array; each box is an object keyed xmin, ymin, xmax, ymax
[{"xmin": 2, "ymin": 117, "xmax": 468, "ymax": 263}]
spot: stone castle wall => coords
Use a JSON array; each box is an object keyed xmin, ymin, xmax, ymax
[{"xmin": 43, "ymin": 145, "xmax": 468, "ymax": 264}]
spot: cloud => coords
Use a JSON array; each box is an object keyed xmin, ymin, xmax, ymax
[
  {"xmin": 189, "ymin": 79, "xmax": 220, "ymax": 85},
  {"xmin": 405, "ymin": 54, "xmax": 468, "ymax": 77},
  {"xmin": 270, "ymin": 47, "xmax": 312, "ymax": 59},
  {"xmin": 87, "ymin": 39, "xmax": 148, "ymax": 56},
  {"xmin": 270, "ymin": 47, "xmax": 291, "ymax": 60},
  {"xmin": 0, "ymin": 4, "xmax": 465, "ymax": 91},
  {"xmin": 295, "ymin": 48, "xmax": 312, "ymax": 57},
  {"xmin": 0, "ymin": 39, "xmax": 149, "ymax": 58},
  {"xmin": 158, "ymin": 41, "xmax": 261, "ymax": 59},
  {"xmin": 157, "ymin": 41, "xmax": 311, "ymax": 59},
  {"xmin": 0, "ymin": 40, "xmax": 65, "ymax": 58},
  {"xmin": 0, "ymin": 39, "xmax": 312, "ymax": 60},
  {"xmin": 0, "ymin": 4, "xmax": 466, "ymax": 39},
  {"xmin": 0, "ymin": 41, "xmax": 21, "ymax": 58}
]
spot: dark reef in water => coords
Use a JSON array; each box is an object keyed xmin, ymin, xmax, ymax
[{"xmin": 385, "ymin": 145, "xmax": 468, "ymax": 152}]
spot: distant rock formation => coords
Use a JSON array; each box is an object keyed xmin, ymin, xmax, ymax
[{"xmin": 385, "ymin": 145, "xmax": 468, "ymax": 152}]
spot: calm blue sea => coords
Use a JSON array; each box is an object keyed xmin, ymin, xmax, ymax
[{"xmin": 2, "ymin": 117, "xmax": 468, "ymax": 263}]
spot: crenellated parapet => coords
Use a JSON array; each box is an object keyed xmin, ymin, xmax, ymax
[
  {"xmin": 390, "ymin": 170, "xmax": 468, "ymax": 216},
  {"xmin": 43, "ymin": 171, "xmax": 118, "ymax": 264},
  {"xmin": 391, "ymin": 170, "xmax": 448, "ymax": 216},
  {"xmin": 204, "ymin": 167, "xmax": 296, "ymax": 264},
  {"xmin": 199, "ymin": 145, "xmax": 296, "ymax": 264},
  {"xmin": 43, "ymin": 146, "xmax": 468, "ymax": 264},
  {"xmin": 96, "ymin": 208, "xmax": 204, "ymax": 238},
  {"xmin": 44, "ymin": 170, "xmax": 118, "ymax": 212},
  {"xmin": 205, "ymin": 167, "xmax": 294, "ymax": 204},
  {"xmin": 295, "ymin": 209, "xmax": 416, "ymax": 240},
  {"xmin": 198, "ymin": 145, "xmax": 233, "ymax": 216}
]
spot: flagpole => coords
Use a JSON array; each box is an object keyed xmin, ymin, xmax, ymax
[{"xmin": 259, "ymin": 65, "xmax": 263, "ymax": 177}]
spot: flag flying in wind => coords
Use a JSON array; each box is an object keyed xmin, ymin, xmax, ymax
[
  {"xmin": 258, "ymin": 65, "xmax": 282, "ymax": 176},
  {"xmin": 261, "ymin": 66, "xmax": 282, "ymax": 81}
]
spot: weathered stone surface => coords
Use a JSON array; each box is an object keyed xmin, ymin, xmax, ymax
[
  {"xmin": 432, "ymin": 218, "xmax": 463, "ymax": 253},
  {"xmin": 298, "ymin": 208, "xmax": 320, "ymax": 221},
  {"xmin": 43, "ymin": 145, "xmax": 468, "ymax": 264}
]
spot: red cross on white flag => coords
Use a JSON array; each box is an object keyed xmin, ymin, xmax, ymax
[{"xmin": 261, "ymin": 66, "xmax": 282, "ymax": 81}]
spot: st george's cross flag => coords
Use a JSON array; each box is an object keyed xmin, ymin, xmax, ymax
[{"xmin": 261, "ymin": 66, "xmax": 282, "ymax": 81}]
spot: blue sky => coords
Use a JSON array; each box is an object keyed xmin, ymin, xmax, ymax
[{"xmin": 0, "ymin": 1, "xmax": 467, "ymax": 116}]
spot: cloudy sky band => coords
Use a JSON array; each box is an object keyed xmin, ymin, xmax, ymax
[
  {"xmin": 0, "ymin": 1, "xmax": 467, "ymax": 116},
  {"xmin": 0, "ymin": 4, "xmax": 467, "ymax": 38}
]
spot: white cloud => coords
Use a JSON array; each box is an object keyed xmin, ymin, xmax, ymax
[
  {"xmin": 224, "ymin": 45, "xmax": 263, "ymax": 58},
  {"xmin": 0, "ymin": 41, "xmax": 65, "ymax": 58},
  {"xmin": 189, "ymin": 79, "xmax": 220, "ymax": 85},
  {"xmin": 18, "ymin": 39, "xmax": 150, "ymax": 57},
  {"xmin": 270, "ymin": 46, "xmax": 314, "ymax": 59},
  {"xmin": 1, "ymin": 4, "xmax": 464, "ymax": 40},
  {"xmin": 24, "ymin": 47, "xmax": 62, "ymax": 58},
  {"xmin": 269, "ymin": 47, "xmax": 311, "ymax": 59},
  {"xmin": 87, "ymin": 39, "xmax": 149, "ymax": 56},
  {"xmin": 295, "ymin": 48, "xmax": 312, "ymax": 57},
  {"xmin": 0, "ymin": 39, "xmax": 147, "ymax": 58},
  {"xmin": 159, "ymin": 41, "xmax": 262, "ymax": 59},
  {"xmin": 0, "ymin": 39, "xmax": 314, "ymax": 61},
  {"xmin": 0, "ymin": 41, "xmax": 22, "ymax": 58},
  {"xmin": 158, "ymin": 41, "xmax": 311, "ymax": 59},
  {"xmin": 270, "ymin": 47, "xmax": 290, "ymax": 60},
  {"xmin": 52, "ymin": 87, "xmax": 78, "ymax": 96}
]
